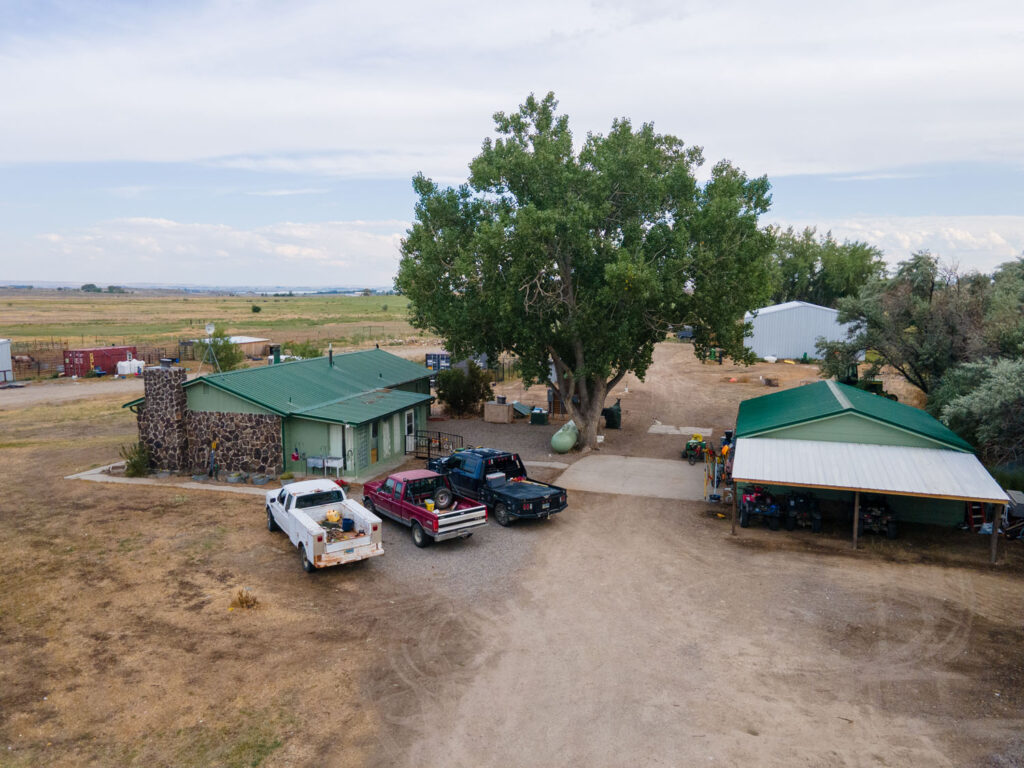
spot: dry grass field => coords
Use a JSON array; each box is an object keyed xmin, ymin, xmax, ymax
[
  {"xmin": 0, "ymin": 288, "xmax": 417, "ymax": 348},
  {"xmin": 2, "ymin": 294, "xmax": 1023, "ymax": 766}
]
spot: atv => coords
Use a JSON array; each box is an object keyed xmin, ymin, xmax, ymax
[
  {"xmin": 739, "ymin": 486, "xmax": 782, "ymax": 530},
  {"xmin": 785, "ymin": 492, "xmax": 822, "ymax": 533},
  {"xmin": 858, "ymin": 494, "xmax": 898, "ymax": 539},
  {"xmin": 682, "ymin": 434, "xmax": 707, "ymax": 465}
]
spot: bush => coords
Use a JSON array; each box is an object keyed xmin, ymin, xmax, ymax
[
  {"xmin": 436, "ymin": 362, "xmax": 493, "ymax": 416},
  {"xmin": 285, "ymin": 339, "xmax": 322, "ymax": 359},
  {"xmin": 119, "ymin": 442, "xmax": 151, "ymax": 477},
  {"xmin": 251, "ymin": 304, "xmax": 262, "ymax": 313}
]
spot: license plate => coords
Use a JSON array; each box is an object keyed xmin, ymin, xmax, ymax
[{"xmin": 542, "ymin": 502, "xmax": 549, "ymax": 509}]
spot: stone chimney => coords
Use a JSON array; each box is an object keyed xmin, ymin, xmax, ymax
[{"xmin": 138, "ymin": 366, "xmax": 188, "ymax": 471}]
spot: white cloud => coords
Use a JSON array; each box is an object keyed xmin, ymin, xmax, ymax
[
  {"xmin": 22, "ymin": 217, "xmax": 409, "ymax": 287},
  {"xmin": 0, "ymin": 0, "xmax": 1021, "ymax": 178},
  {"xmin": 771, "ymin": 215, "xmax": 1024, "ymax": 273}
]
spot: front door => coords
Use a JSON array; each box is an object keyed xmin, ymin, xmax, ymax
[
  {"xmin": 329, "ymin": 424, "xmax": 343, "ymax": 460},
  {"xmin": 405, "ymin": 410, "xmax": 415, "ymax": 452},
  {"xmin": 370, "ymin": 421, "xmax": 379, "ymax": 464}
]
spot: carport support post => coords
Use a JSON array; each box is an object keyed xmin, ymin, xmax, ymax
[
  {"xmin": 852, "ymin": 491, "xmax": 860, "ymax": 550},
  {"xmin": 991, "ymin": 504, "xmax": 1001, "ymax": 564},
  {"xmin": 731, "ymin": 488, "xmax": 737, "ymax": 535}
]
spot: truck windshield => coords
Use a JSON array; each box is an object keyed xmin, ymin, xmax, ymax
[
  {"xmin": 295, "ymin": 489, "xmax": 345, "ymax": 509},
  {"xmin": 488, "ymin": 455, "xmax": 524, "ymax": 477}
]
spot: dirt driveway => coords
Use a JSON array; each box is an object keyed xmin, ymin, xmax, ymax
[{"xmin": 2, "ymin": 342, "xmax": 1023, "ymax": 767}]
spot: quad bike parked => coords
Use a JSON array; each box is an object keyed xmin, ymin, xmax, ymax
[
  {"xmin": 682, "ymin": 434, "xmax": 707, "ymax": 465},
  {"xmin": 740, "ymin": 486, "xmax": 782, "ymax": 530},
  {"xmin": 858, "ymin": 494, "xmax": 898, "ymax": 539},
  {"xmin": 785, "ymin": 492, "xmax": 822, "ymax": 533}
]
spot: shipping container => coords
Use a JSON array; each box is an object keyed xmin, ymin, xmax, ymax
[{"xmin": 63, "ymin": 346, "xmax": 137, "ymax": 377}]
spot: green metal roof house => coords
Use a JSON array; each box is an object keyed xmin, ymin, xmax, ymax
[{"xmin": 125, "ymin": 349, "xmax": 433, "ymax": 478}]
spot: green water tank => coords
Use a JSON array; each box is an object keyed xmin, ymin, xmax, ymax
[{"xmin": 550, "ymin": 420, "xmax": 578, "ymax": 454}]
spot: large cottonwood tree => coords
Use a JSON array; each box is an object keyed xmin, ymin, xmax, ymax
[{"xmin": 397, "ymin": 93, "xmax": 775, "ymax": 448}]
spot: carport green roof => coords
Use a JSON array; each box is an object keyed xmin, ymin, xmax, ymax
[
  {"xmin": 125, "ymin": 349, "xmax": 433, "ymax": 425},
  {"xmin": 735, "ymin": 380, "xmax": 973, "ymax": 452}
]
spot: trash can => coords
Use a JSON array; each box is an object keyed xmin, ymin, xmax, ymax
[
  {"xmin": 602, "ymin": 399, "xmax": 622, "ymax": 429},
  {"xmin": 530, "ymin": 409, "xmax": 548, "ymax": 425}
]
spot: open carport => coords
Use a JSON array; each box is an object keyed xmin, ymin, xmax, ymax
[{"xmin": 729, "ymin": 381, "xmax": 1011, "ymax": 561}]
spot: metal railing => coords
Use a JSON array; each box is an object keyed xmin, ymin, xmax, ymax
[{"xmin": 409, "ymin": 430, "xmax": 464, "ymax": 461}]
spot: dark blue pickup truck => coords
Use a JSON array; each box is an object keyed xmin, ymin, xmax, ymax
[{"xmin": 427, "ymin": 448, "xmax": 568, "ymax": 526}]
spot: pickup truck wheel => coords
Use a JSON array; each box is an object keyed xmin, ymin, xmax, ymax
[
  {"xmin": 433, "ymin": 487, "xmax": 453, "ymax": 510},
  {"xmin": 298, "ymin": 545, "xmax": 315, "ymax": 573},
  {"xmin": 266, "ymin": 506, "xmax": 279, "ymax": 532},
  {"xmin": 411, "ymin": 522, "xmax": 431, "ymax": 548},
  {"xmin": 493, "ymin": 502, "xmax": 512, "ymax": 527},
  {"xmin": 363, "ymin": 498, "xmax": 376, "ymax": 513}
]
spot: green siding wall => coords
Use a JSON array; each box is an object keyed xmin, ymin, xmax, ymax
[
  {"xmin": 187, "ymin": 384, "xmax": 273, "ymax": 415},
  {"xmin": 762, "ymin": 413, "xmax": 951, "ymax": 450},
  {"xmin": 736, "ymin": 483, "xmax": 966, "ymax": 527},
  {"xmin": 283, "ymin": 418, "xmax": 330, "ymax": 473}
]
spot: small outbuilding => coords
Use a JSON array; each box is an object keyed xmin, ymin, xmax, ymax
[
  {"xmin": 0, "ymin": 338, "xmax": 12, "ymax": 383},
  {"xmin": 125, "ymin": 348, "xmax": 433, "ymax": 478},
  {"xmin": 730, "ymin": 380, "xmax": 1010, "ymax": 560},
  {"xmin": 744, "ymin": 301, "xmax": 857, "ymax": 360}
]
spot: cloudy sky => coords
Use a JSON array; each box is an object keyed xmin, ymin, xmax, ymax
[{"xmin": 1, "ymin": 0, "xmax": 1021, "ymax": 287}]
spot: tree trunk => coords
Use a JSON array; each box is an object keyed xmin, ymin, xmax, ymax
[{"xmin": 567, "ymin": 377, "xmax": 609, "ymax": 450}]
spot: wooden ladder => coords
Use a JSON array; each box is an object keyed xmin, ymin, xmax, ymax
[{"xmin": 965, "ymin": 501, "xmax": 986, "ymax": 532}]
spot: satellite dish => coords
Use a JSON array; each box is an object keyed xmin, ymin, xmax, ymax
[{"xmin": 205, "ymin": 322, "xmax": 215, "ymax": 336}]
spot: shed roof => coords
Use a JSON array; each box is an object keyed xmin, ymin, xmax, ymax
[
  {"xmin": 744, "ymin": 300, "xmax": 838, "ymax": 319},
  {"xmin": 735, "ymin": 380, "xmax": 972, "ymax": 452},
  {"xmin": 732, "ymin": 438, "xmax": 1009, "ymax": 504}
]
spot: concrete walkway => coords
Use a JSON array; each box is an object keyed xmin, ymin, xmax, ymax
[
  {"xmin": 555, "ymin": 455, "xmax": 707, "ymax": 501},
  {"xmin": 66, "ymin": 464, "xmax": 270, "ymax": 496}
]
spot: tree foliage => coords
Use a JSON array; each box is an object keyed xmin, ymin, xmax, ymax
[
  {"xmin": 201, "ymin": 323, "xmax": 245, "ymax": 371},
  {"xmin": 396, "ymin": 93, "xmax": 775, "ymax": 447},
  {"xmin": 940, "ymin": 358, "xmax": 1024, "ymax": 467},
  {"xmin": 830, "ymin": 251, "xmax": 991, "ymax": 393},
  {"xmin": 769, "ymin": 226, "xmax": 886, "ymax": 307},
  {"xmin": 435, "ymin": 362, "xmax": 494, "ymax": 417}
]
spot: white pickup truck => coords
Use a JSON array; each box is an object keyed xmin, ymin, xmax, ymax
[{"xmin": 266, "ymin": 479, "xmax": 383, "ymax": 573}]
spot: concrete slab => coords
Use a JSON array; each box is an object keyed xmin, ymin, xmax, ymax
[
  {"xmin": 523, "ymin": 460, "xmax": 569, "ymax": 470},
  {"xmin": 555, "ymin": 455, "xmax": 706, "ymax": 501},
  {"xmin": 646, "ymin": 424, "xmax": 713, "ymax": 437}
]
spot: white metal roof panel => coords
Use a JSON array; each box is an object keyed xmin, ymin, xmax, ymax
[{"xmin": 732, "ymin": 438, "xmax": 1009, "ymax": 504}]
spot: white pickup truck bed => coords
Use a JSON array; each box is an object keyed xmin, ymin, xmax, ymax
[{"xmin": 267, "ymin": 480, "xmax": 383, "ymax": 572}]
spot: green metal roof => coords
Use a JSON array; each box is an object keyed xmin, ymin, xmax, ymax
[
  {"xmin": 297, "ymin": 388, "xmax": 431, "ymax": 425},
  {"xmin": 123, "ymin": 349, "xmax": 433, "ymax": 425},
  {"xmin": 735, "ymin": 380, "xmax": 973, "ymax": 452}
]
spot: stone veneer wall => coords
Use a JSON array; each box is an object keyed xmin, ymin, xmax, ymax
[
  {"xmin": 138, "ymin": 366, "xmax": 189, "ymax": 470},
  {"xmin": 185, "ymin": 411, "xmax": 282, "ymax": 474}
]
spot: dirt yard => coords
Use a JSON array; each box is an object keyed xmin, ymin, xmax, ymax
[{"xmin": 2, "ymin": 342, "xmax": 1022, "ymax": 767}]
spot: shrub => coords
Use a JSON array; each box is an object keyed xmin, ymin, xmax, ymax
[
  {"xmin": 119, "ymin": 442, "xmax": 151, "ymax": 477},
  {"xmin": 285, "ymin": 339, "xmax": 322, "ymax": 359},
  {"xmin": 436, "ymin": 362, "xmax": 493, "ymax": 416},
  {"xmin": 251, "ymin": 304, "xmax": 262, "ymax": 313},
  {"xmin": 230, "ymin": 588, "xmax": 259, "ymax": 610}
]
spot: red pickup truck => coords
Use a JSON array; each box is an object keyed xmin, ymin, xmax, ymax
[{"xmin": 362, "ymin": 469, "xmax": 488, "ymax": 548}]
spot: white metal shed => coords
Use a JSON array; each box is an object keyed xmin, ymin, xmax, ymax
[
  {"xmin": 744, "ymin": 301, "xmax": 857, "ymax": 360},
  {"xmin": 0, "ymin": 338, "xmax": 12, "ymax": 383}
]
